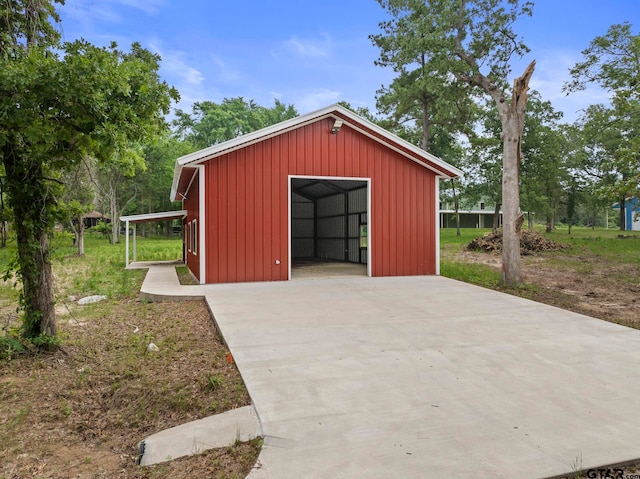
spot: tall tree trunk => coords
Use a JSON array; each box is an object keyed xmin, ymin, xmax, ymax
[
  {"xmin": 497, "ymin": 61, "xmax": 535, "ymax": 286},
  {"xmin": 421, "ymin": 95, "xmax": 430, "ymax": 152},
  {"xmin": 450, "ymin": 179, "xmax": 461, "ymax": 237},
  {"xmin": 68, "ymin": 217, "xmax": 85, "ymax": 255},
  {"xmin": 110, "ymin": 185, "xmax": 120, "ymax": 244},
  {"xmin": 619, "ymin": 197, "xmax": 626, "ymax": 231},
  {"xmin": 76, "ymin": 217, "xmax": 85, "ymax": 256},
  {"xmin": 501, "ymin": 119, "xmax": 523, "ymax": 285},
  {"xmin": 3, "ymin": 152, "xmax": 56, "ymax": 338},
  {"xmin": 17, "ymin": 227, "xmax": 56, "ymax": 338},
  {"xmin": 493, "ymin": 202, "xmax": 501, "ymax": 232},
  {"xmin": 0, "ymin": 177, "xmax": 6, "ymax": 248}
]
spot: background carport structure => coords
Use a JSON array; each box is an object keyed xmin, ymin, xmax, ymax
[
  {"xmin": 290, "ymin": 176, "xmax": 369, "ymax": 278},
  {"xmin": 120, "ymin": 210, "xmax": 187, "ymax": 267}
]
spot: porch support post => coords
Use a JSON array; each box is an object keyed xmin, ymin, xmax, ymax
[
  {"xmin": 125, "ymin": 219, "xmax": 130, "ymax": 268},
  {"xmin": 133, "ymin": 223, "xmax": 137, "ymax": 262}
]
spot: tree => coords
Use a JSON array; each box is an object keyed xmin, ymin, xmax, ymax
[
  {"xmin": 572, "ymin": 105, "xmax": 638, "ymax": 230},
  {"xmin": 173, "ymin": 98, "xmax": 298, "ymax": 149},
  {"xmin": 0, "ymin": 2, "xmax": 178, "ymax": 339},
  {"xmin": 89, "ymin": 150, "xmax": 145, "ymax": 245},
  {"xmin": 371, "ymin": 1, "xmax": 478, "ymax": 239},
  {"xmin": 565, "ymin": 23, "xmax": 640, "ymax": 230},
  {"xmin": 520, "ymin": 91, "xmax": 567, "ymax": 232},
  {"xmin": 371, "ymin": 6, "xmax": 476, "ymax": 152},
  {"xmin": 130, "ymin": 136, "xmax": 192, "ymax": 236},
  {"xmin": 462, "ymin": 102, "xmax": 504, "ymax": 232},
  {"xmin": 61, "ymin": 163, "xmax": 95, "ymax": 256},
  {"xmin": 373, "ymin": 0, "xmax": 535, "ymax": 285}
]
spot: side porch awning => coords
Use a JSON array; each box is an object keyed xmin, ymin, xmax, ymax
[{"xmin": 120, "ymin": 210, "xmax": 187, "ymax": 267}]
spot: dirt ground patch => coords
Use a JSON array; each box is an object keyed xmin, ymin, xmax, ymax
[
  {"xmin": 446, "ymin": 247, "xmax": 640, "ymax": 328},
  {"xmin": 0, "ymin": 299, "xmax": 261, "ymax": 479}
]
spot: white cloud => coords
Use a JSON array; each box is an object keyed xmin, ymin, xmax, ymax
[
  {"xmin": 294, "ymin": 89, "xmax": 343, "ymax": 113},
  {"xmin": 60, "ymin": 0, "xmax": 165, "ymax": 28},
  {"xmin": 210, "ymin": 54, "xmax": 240, "ymax": 82},
  {"xmin": 283, "ymin": 34, "xmax": 332, "ymax": 58},
  {"xmin": 110, "ymin": 0, "xmax": 166, "ymax": 15},
  {"xmin": 149, "ymin": 41, "xmax": 204, "ymax": 86}
]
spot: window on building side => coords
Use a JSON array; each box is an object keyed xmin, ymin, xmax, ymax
[
  {"xmin": 187, "ymin": 221, "xmax": 191, "ymax": 252},
  {"xmin": 192, "ymin": 219, "xmax": 197, "ymax": 256}
]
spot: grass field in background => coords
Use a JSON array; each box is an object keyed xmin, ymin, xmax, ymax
[
  {"xmin": 439, "ymin": 228, "xmax": 501, "ymax": 288},
  {"xmin": 0, "ymin": 232, "xmax": 183, "ymax": 306},
  {"xmin": 0, "ymin": 226, "xmax": 635, "ymax": 302},
  {"xmin": 439, "ymin": 226, "xmax": 640, "ymax": 290}
]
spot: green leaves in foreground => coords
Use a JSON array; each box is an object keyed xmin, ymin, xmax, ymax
[{"xmin": 1, "ymin": 37, "xmax": 179, "ymax": 338}]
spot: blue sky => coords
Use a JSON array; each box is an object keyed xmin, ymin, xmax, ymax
[{"xmin": 57, "ymin": 0, "xmax": 639, "ymax": 124}]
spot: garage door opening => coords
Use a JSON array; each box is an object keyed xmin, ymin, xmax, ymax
[{"xmin": 289, "ymin": 176, "xmax": 370, "ymax": 279}]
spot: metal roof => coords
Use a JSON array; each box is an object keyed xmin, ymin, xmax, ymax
[
  {"xmin": 170, "ymin": 104, "xmax": 463, "ymax": 201},
  {"xmin": 120, "ymin": 210, "xmax": 187, "ymax": 224}
]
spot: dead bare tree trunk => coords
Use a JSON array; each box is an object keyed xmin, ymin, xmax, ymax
[
  {"xmin": 501, "ymin": 118, "xmax": 524, "ymax": 284},
  {"xmin": 497, "ymin": 62, "xmax": 535, "ymax": 285},
  {"xmin": 455, "ymin": 23, "xmax": 535, "ymax": 285}
]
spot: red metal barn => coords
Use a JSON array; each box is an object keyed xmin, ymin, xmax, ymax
[{"xmin": 171, "ymin": 104, "xmax": 461, "ymax": 284}]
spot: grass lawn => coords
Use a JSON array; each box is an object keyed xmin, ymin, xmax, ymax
[
  {"xmin": 440, "ymin": 226, "xmax": 640, "ymax": 329},
  {"xmin": 0, "ymin": 232, "xmax": 261, "ymax": 478}
]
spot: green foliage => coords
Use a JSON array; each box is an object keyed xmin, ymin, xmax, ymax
[
  {"xmin": 173, "ymin": 97, "xmax": 298, "ymax": 149},
  {"xmin": 29, "ymin": 332, "xmax": 60, "ymax": 348},
  {"xmin": 94, "ymin": 221, "xmax": 111, "ymax": 238},
  {"xmin": 370, "ymin": 2, "xmax": 478, "ymax": 152},
  {"xmin": 204, "ymin": 373, "xmax": 224, "ymax": 392},
  {"xmin": 0, "ymin": 0, "xmax": 63, "ymax": 58},
  {"xmin": 565, "ymin": 22, "xmax": 640, "ymax": 227},
  {"xmin": 134, "ymin": 136, "xmax": 193, "ymax": 215},
  {"xmin": 0, "ymin": 0, "xmax": 179, "ymax": 339},
  {"xmin": 0, "ymin": 335, "xmax": 24, "ymax": 361},
  {"xmin": 520, "ymin": 91, "xmax": 569, "ymax": 230}
]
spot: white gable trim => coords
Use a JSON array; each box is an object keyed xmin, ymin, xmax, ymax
[{"xmin": 170, "ymin": 104, "xmax": 462, "ymax": 201}]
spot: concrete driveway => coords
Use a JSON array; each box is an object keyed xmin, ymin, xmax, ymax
[{"xmin": 142, "ymin": 268, "xmax": 640, "ymax": 478}]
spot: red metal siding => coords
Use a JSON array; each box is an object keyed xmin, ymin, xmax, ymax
[
  {"xmin": 184, "ymin": 171, "xmax": 200, "ymax": 281},
  {"xmin": 203, "ymin": 118, "xmax": 437, "ymax": 283}
]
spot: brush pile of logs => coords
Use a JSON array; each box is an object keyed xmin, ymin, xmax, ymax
[{"xmin": 466, "ymin": 230, "xmax": 570, "ymax": 255}]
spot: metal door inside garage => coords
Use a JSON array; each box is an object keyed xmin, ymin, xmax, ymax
[{"xmin": 289, "ymin": 176, "xmax": 370, "ymax": 279}]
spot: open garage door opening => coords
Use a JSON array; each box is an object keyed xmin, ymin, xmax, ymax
[{"xmin": 289, "ymin": 177, "xmax": 370, "ymax": 279}]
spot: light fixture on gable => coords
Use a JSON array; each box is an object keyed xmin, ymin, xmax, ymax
[{"xmin": 331, "ymin": 119, "xmax": 343, "ymax": 134}]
